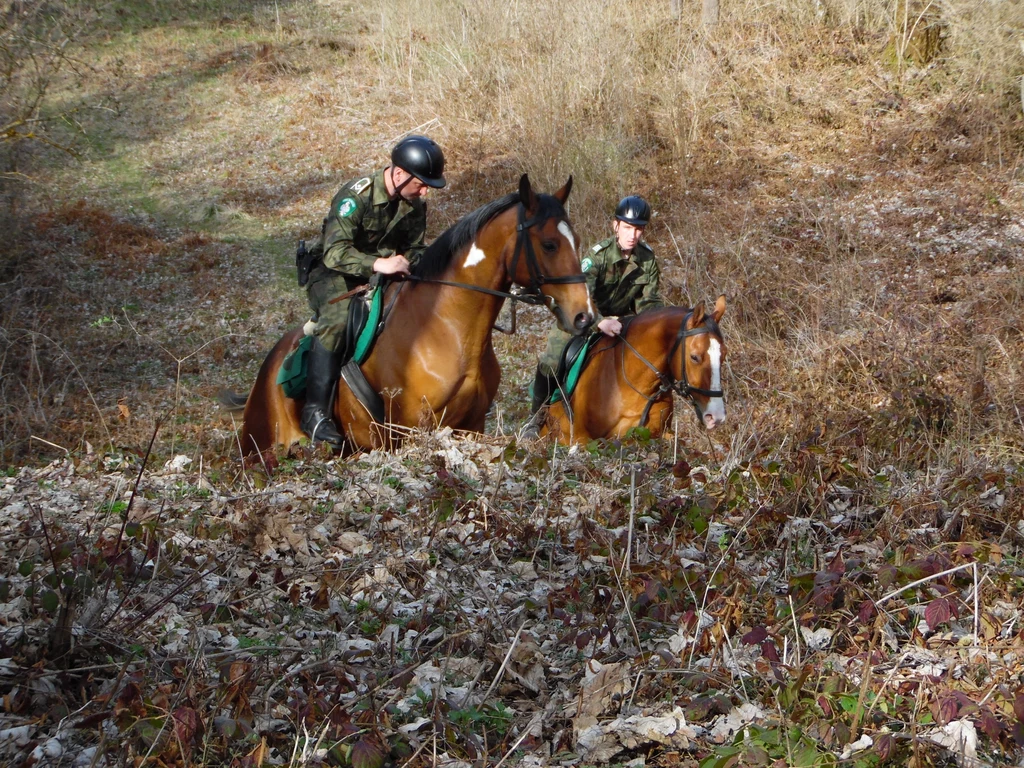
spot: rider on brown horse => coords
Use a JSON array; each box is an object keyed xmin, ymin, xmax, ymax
[
  {"xmin": 528, "ymin": 194, "xmax": 663, "ymax": 425},
  {"xmin": 302, "ymin": 135, "xmax": 447, "ymax": 447}
]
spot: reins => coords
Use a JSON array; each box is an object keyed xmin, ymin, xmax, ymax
[
  {"xmin": 403, "ymin": 275, "xmax": 550, "ymax": 306},
  {"xmin": 615, "ymin": 311, "xmax": 724, "ymax": 427}
]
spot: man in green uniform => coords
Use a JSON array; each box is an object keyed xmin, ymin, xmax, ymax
[
  {"xmin": 529, "ymin": 195, "xmax": 663, "ymax": 417},
  {"xmin": 302, "ymin": 134, "xmax": 447, "ymax": 447}
]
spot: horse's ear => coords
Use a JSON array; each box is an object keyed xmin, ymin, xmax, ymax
[
  {"xmin": 519, "ymin": 174, "xmax": 538, "ymax": 214},
  {"xmin": 553, "ymin": 176, "xmax": 573, "ymax": 204},
  {"xmin": 712, "ymin": 294, "xmax": 726, "ymax": 323},
  {"xmin": 690, "ymin": 302, "xmax": 706, "ymax": 328}
]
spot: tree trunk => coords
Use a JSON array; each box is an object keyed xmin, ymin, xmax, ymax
[{"xmin": 702, "ymin": 0, "xmax": 720, "ymax": 25}]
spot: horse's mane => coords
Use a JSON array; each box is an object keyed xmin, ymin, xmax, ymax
[
  {"xmin": 623, "ymin": 305, "xmax": 723, "ymax": 339},
  {"xmin": 412, "ymin": 193, "xmax": 517, "ymax": 279},
  {"xmin": 412, "ymin": 190, "xmax": 569, "ymax": 280},
  {"xmin": 701, "ymin": 314, "xmax": 723, "ymax": 338}
]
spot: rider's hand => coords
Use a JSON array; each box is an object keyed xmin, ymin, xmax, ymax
[
  {"xmin": 597, "ymin": 317, "xmax": 621, "ymax": 336},
  {"xmin": 372, "ymin": 254, "xmax": 411, "ymax": 276}
]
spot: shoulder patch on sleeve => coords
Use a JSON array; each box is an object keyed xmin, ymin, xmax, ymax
[
  {"xmin": 350, "ymin": 177, "xmax": 371, "ymax": 194},
  {"xmin": 336, "ymin": 197, "xmax": 359, "ymax": 218},
  {"xmin": 581, "ymin": 257, "xmax": 594, "ymax": 272}
]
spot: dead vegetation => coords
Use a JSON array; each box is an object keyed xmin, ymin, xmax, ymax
[
  {"xmin": 1, "ymin": 0, "xmax": 1023, "ymax": 765},
  {"xmin": 2, "ymin": 425, "xmax": 1021, "ymax": 766}
]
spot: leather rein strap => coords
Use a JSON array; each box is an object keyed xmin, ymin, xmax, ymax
[{"xmin": 616, "ymin": 312, "xmax": 724, "ymax": 427}]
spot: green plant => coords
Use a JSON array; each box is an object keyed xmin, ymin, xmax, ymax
[
  {"xmin": 450, "ymin": 701, "xmax": 514, "ymax": 738},
  {"xmin": 358, "ymin": 617, "xmax": 382, "ymax": 635},
  {"xmin": 22, "ymin": 508, "xmax": 153, "ymax": 659},
  {"xmin": 700, "ymin": 724, "xmax": 844, "ymax": 768},
  {"xmin": 17, "ymin": 428, "xmax": 162, "ymax": 660},
  {"xmin": 100, "ymin": 499, "xmax": 129, "ymax": 516}
]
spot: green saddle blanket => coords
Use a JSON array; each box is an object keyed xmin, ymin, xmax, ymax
[
  {"xmin": 351, "ymin": 280, "xmax": 383, "ymax": 365},
  {"xmin": 276, "ymin": 283, "xmax": 384, "ymax": 399},
  {"xmin": 277, "ymin": 334, "xmax": 313, "ymax": 399},
  {"xmin": 549, "ymin": 332, "xmax": 601, "ymax": 406}
]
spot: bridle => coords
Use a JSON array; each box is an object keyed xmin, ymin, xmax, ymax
[
  {"xmin": 617, "ymin": 311, "xmax": 724, "ymax": 427},
  {"xmin": 509, "ymin": 204, "xmax": 587, "ymax": 290}
]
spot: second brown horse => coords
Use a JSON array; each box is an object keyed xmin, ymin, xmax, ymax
[{"xmin": 541, "ymin": 297, "xmax": 727, "ymax": 443}]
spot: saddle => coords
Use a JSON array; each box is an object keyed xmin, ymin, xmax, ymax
[
  {"xmin": 276, "ymin": 281, "xmax": 388, "ymax": 423},
  {"xmin": 277, "ymin": 334, "xmax": 314, "ymax": 399},
  {"xmin": 549, "ymin": 331, "xmax": 601, "ymax": 406},
  {"xmin": 347, "ymin": 278, "xmax": 384, "ymax": 366}
]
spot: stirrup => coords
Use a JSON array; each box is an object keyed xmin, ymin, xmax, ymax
[
  {"xmin": 303, "ymin": 409, "xmax": 343, "ymax": 448},
  {"xmin": 521, "ymin": 409, "xmax": 545, "ymax": 439}
]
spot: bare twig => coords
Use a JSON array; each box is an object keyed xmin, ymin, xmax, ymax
[
  {"xmin": 788, "ymin": 594, "xmax": 801, "ymax": 667},
  {"xmin": 492, "ymin": 715, "xmax": 538, "ymax": 768},
  {"xmin": 875, "ymin": 562, "xmax": 977, "ymax": 606},
  {"xmin": 480, "ymin": 621, "xmax": 526, "ymax": 703},
  {"xmin": 30, "ymin": 435, "xmax": 68, "ymax": 453},
  {"xmin": 16, "ymin": 330, "xmax": 113, "ymax": 451}
]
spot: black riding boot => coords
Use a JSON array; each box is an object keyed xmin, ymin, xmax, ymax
[
  {"xmin": 530, "ymin": 366, "xmax": 557, "ymax": 414},
  {"xmin": 300, "ymin": 337, "xmax": 345, "ymax": 449},
  {"xmin": 523, "ymin": 367, "xmax": 557, "ymax": 438}
]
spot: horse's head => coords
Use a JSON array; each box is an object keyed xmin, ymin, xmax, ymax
[
  {"xmin": 676, "ymin": 295, "xmax": 727, "ymax": 429},
  {"xmin": 511, "ymin": 174, "xmax": 593, "ymax": 335}
]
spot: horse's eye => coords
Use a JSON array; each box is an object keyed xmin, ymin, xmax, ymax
[
  {"xmin": 541, "ymin": 240, "xmax": 558, "ymax": 254},
  {"xmin": 690, "ymin": 354, "xmax": 701, "ymax": 364}
]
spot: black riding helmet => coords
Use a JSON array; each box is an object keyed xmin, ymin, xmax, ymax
[
  {"xmin": 615, "ymin": 195, "xmax": 651, "ymax": 227},
  {"xmin": 391, "ymin": 135, "xmax": 447, "ymax": 189}
]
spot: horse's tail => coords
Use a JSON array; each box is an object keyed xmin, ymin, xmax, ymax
[{"xmin": 217, "ymin": 389, "xmax": 248, "ymax": 413}]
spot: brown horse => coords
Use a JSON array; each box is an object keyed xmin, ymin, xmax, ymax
[
  {"xmin": 541, "ymin": 296, "xmax": 727, "ymax": 443},
  {"xmin": 231, "ymin": 174, "xmax": 593, "ymax": 455}
]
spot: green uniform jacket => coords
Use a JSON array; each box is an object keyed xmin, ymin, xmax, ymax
[
  {"xmin": 537, "ymin": 238, "xmax": 663, "ymax": 377},
  {"xmin": 582, "ymin": 237, "xmax": 663, "ymax": 321},
  {"xmin": 305, "ymin": 168, "xmax": 428, "ymax": 354},
  {"xmin": 320, "ymin": 168, "xmax": 427, "ymax": 286}
]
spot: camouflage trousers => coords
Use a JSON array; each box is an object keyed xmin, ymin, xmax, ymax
[
  {"xmin": 306, "ymin": 266, "xmax": 359, "ymax": 355},
  {"xmin": 537, "ymin": 325, "xmax": 574, "ymax": 378}
]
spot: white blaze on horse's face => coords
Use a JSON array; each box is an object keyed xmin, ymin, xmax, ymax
[
  {"xmin": 557, "ymin": 221, "xmax": 575, "ymax": 254},
  {"xmin": 703, "ymin": 338, "xmax": 726, "ymax": 429},
  {"xmin": 556, "ymin": 220, "xmax": 594, "ymax": 315},
  {"xmin": 463, "ymin": 241, "xmax": 486, "ymax": 268}
]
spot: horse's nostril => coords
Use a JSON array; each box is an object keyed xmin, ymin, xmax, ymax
[
  {"xmin": 704, "ymin": 412, "xmax": 724, "ymax": 429},
  {"xmin": 574, "ymin": 312, "xmax": 593, "ymax": 330}
]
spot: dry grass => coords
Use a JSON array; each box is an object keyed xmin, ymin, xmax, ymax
[{"xmin": 0, "ymin": 0, "xmax": 1021, "ymax": 475}]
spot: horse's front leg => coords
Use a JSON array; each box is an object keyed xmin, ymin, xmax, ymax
[
  {"xmin": 450, "ymin": 352, "xmax": 500, "ymax": 433},
  {"xmin": 612, "ymin": 399, "xmax": 673, "ymax": 439},
  {"xmin": 453, "ymin": 379, "xmax": 496, "ymax": 433}
]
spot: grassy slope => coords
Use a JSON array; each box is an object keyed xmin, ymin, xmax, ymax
[{"xmin": 3, "ymin": 0, "xmax": 1022, "ymax": 467}]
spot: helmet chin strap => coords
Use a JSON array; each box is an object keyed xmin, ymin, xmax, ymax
[
  {"xmin": 389, "ymin": 166, "xmax": 413, "ymax": 198},
  {"xmin": 616, "ymin": 232, "xmax": 634, "ymax": 255}
]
